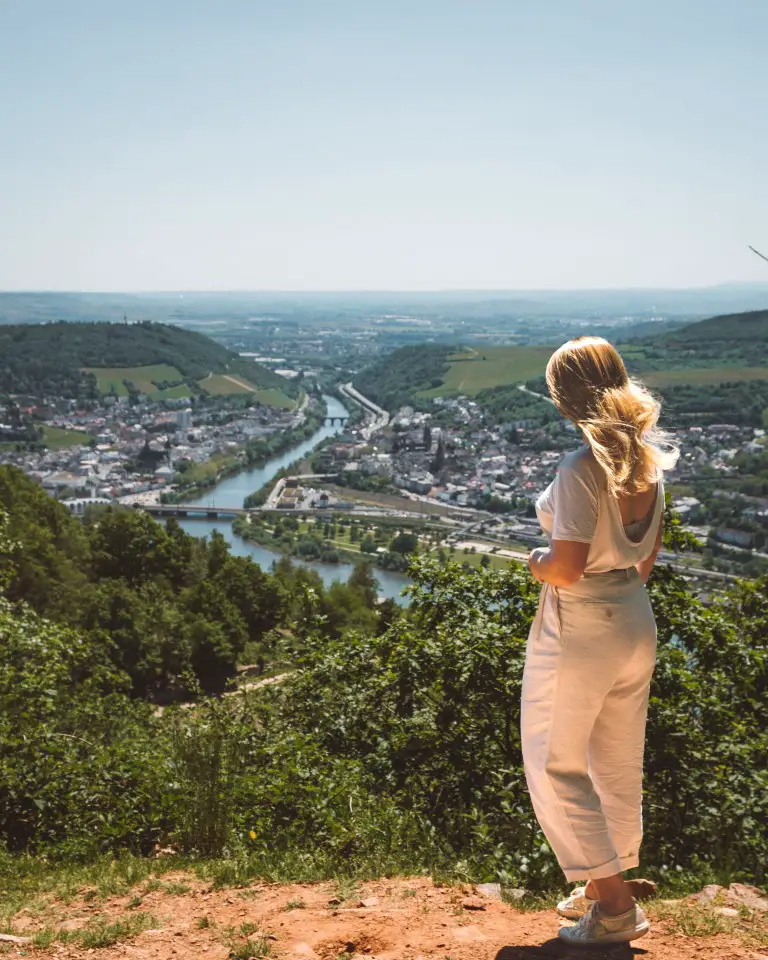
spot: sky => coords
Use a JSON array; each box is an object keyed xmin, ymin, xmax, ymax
[{"xmin": 1, "ymin": 0, "xmax": 768, "ymax": 292}]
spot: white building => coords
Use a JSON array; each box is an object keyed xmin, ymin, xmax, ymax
[
  {"xmin": 62, "ymin": 497, "xmax": 113, "ymax": 516},
  {"xmin": 176, "ymin": 408, "xmax": 192, "ymax": 430}
]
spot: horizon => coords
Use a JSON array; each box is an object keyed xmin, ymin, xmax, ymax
[{"xmin": 4, "ymin": 279, "xmax": 768, "ymax": 296}]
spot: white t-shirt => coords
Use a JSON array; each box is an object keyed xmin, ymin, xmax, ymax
[{"xmin": 535, "ymin": 446, "xmax": 664, "ymax": 574}]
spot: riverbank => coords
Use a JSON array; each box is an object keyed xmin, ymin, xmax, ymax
[
  {"xmin": 163, "ymin": 399, "xmax": 327, "ymax": 505},
  {"xmin": 233, "ymin": 514, "xmax": 412, "ymax": 571},
  {"xmin": 233, "ymin": 512, "xmax": 520, "ymax": 573},
  {"xmin": 170, "ymin": 396, "xmax": 411, "ymax": 602}
]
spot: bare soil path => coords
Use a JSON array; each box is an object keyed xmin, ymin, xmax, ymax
[{"xmin": 7, "ymin": 875, "xmax": 765, "ymax": 960}]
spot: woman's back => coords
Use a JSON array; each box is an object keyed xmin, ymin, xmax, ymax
[
  {"xmin": 617, "ymin": 485, "xmax": 658, "ymax": 531},
  {"xmin": 535, "ymin": 446, "xmax": 664, "ymax": 574}
]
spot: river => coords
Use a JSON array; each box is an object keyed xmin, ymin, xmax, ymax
[{"xmin": 176, "ymin": 394, "xmax": 411, "ymax": 604}]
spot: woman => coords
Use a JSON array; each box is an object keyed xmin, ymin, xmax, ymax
[{"xmin": 522, "ymin": 336, "xmax": 679, "ymax": 946}]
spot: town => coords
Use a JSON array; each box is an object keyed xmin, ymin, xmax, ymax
[{"xmin": 3, "ymin": 365, "xmax": 766, "ymax": 584}]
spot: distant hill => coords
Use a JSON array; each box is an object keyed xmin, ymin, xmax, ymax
[
  {"xmin": 352, "ymin": 343, "xmax": 552, "ymax": 410},
  {"xmin": 659, "ymin": 309, "xmax": 768, "ymax": 343},
  {"xmin": 0, "ymin": 321, "xmax": 298, "ymax": 406}
]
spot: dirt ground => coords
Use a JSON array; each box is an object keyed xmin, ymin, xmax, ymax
[{"xmin": 5, "ymin": 874, "xmax": 767, "ymax": 960}]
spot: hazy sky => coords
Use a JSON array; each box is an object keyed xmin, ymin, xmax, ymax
[{"xmin": 1, "ymin": 0, "xmax": 767, "ymax": 291}]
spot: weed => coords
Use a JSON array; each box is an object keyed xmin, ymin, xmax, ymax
[
  {"xmin": 79, "ymin": 914, "xmax": 157, "ymax": 949},
  {"xmin": 334, "ymin": 877, "xmax": 360, "ymax": 903},
  {"xmin": 228, "ymin": 934, "xmax": 272, "ymax": 959},
  {"xmin": 31, "ymin": 912, "xmax": 157, "ymax": 950},
  {"xmin": 196, "ymin": 915, "xmax": 213, "ymax": 929},
  {"xmin": 165, "ymin": 882, "xmax": 191, "ymax": 896},
  {"xmin": 127, "ymin": 895, "xmax": 144, "ymax": 909},
  {"xmin": 502, "ymin": 889, "xmax": 558, "ymax": 912},
  {"xmin": 649, "ymin": 901, "xmax": 735, "ymax": 938},
  {"xmin": 31, "ymin": 929, "xmax": 57, "ymax": 949},
  {"xmin": 648, "ymin": 901, "xmax": 768, "ymax": 949},
  {"xmin": 239, "ymin": 921, "xmax": 260, "ymax": 936},
  {"xmin": 285, "ymin": 897, "xmax": 306, "ymax": 910},
  {"xmin": 143, "ymin": 878, "xmax": 164, "ymax": 893}
]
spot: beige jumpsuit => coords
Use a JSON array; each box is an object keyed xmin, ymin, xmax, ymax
[{"xmin": 521, "ymin": 446, "xmax": 664, "ymax": 882}]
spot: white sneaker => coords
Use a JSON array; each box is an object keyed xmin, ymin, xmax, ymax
[
  {"xmin": 557, "ymin": 885, "xmax": 597, "ymax": 919},
  {"xmin": 558, "ymin": 902, "xmax": 650, "ymax": 946}
]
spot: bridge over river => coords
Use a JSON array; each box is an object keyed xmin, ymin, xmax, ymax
[{"xmin": 135, "ymin": 503, "xmax": 248, "ymax": 519}]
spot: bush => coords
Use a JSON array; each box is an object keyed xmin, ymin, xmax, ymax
[{"xmin": 0, "ymin": 502, "xmax": 765, "ymax": 889}]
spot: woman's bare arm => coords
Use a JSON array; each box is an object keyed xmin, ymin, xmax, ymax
[
  {"xmin": 528, "ymin": 539, "xmax": 590, "ymax": 587},
  {"xmin": 635, "ymin": 515, "xmax": 663, "ymax": 584}
]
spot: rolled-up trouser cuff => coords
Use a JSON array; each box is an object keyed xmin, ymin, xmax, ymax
[
  {"xmin": 563, "ymin": 854, "xmax": 640, "ymax": 882},
  {"xmin": 563, "ymin": 855, "xmax": 622, "ymax": 882}
]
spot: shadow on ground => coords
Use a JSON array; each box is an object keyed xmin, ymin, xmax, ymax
[{"xmin": 496, "ymin": 942, "xmax": 648, "ymax": 959}]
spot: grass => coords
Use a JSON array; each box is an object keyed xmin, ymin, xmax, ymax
[
  {"xmin": 0, "ymin": 854, "xmax": 182, "ymax": 924},
  {"xmin": 419, "ymin": 346, "xmax": 552, "ymax": 398},
  {"xmin": 641, "ymin": 366, "xmax": 768, "ymax": 387},
  {"xmin": 334, "ymin": 877, "xmax": 361, "ymax": 903},
  {"xmin": 83, "ymin": 363, "xmax": 186, "ymax": 397},
  {"xmin": 164, "ymin": 881, "xmax": 191, "ymax": 895},
  {"xmin": 31, "ymin": 911, "xmax": 158, "ymax": 949},
  {"xmin": 248, "ymin": 516, "xmax": 527, "ymax": 573},
  {"xmin": 320, "ymin": 483, "xmax": 463, "ymax": 517},
  {"xmin": 157, "ymin": 383, "xmax": 194, "ymax": 399},
  {"xmin": 198, "ymin": 375, "xmax": 296, "ymax": 410},
  {"xmin": 252, "ymin": 387, "xmax": 297, "ymax": 411},
  {"xmin": 647, "ymin": 899, "xmax": 768, "ymax": 948},
  {"xmin": 201, "ymin": 373, "xmax": 260, "ymax": 396},
  {"xmin": 84, "ymin": 364, "xmax": 293, "ymax": 407},
  {"xmin": 228, "ymin": 934, "xmax": 273, "ymax": 959},
  {"xmin": 41, "ymin": 424, "xmax": 89, "ymax": 449},
  {"xmin": 0, "ymin": 855, "xmax": 765, "ymax": 953}
]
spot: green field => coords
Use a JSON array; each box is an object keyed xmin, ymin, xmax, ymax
[
  {"xmin": 641, "ymin": 366, "xmax": 768, "ymax": 387},
  {"xmin": 84, "ymin": 364, "xmax": 188, "ymax": 397},
  {"xmin": 251, "ymin": 387, "xmax": 296, "ymax": 410},
  {"xmin": 198, "ymin": 374, "xmax": 295, "ymax": 409},
  {"xmin": 156, "ymin": 383, "xmax": 194, "ymax": 399},
  {"xmin": 83, "ymin": 365, "xmax": 293, "ymax": 407},
  {"xmin": 41, "ymin": 425, "xmax": 89, "ymax": 449},
  {"xmin": 420, "ymin": 346, "xmax": 552, "ymax": 397}
]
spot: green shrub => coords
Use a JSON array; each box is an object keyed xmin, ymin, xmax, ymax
[{"xmin": 0, "ymin": 500, "xmax": 765, "ymax": 891}]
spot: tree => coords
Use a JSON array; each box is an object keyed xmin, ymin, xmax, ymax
[
  {"xmin": 360, "ymin": 535, "xmax": 377, "ymax": 554},
  {"xmin": 390, "ymin": 531, "xmax": 419, "ymax": 555},
  {"xmin": 347, "ymin": 561, "xmax": 379, "ymax": 609}
]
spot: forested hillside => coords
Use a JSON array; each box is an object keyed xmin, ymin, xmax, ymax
[
  {"xmin": 0, "ymin": 466, "xmax": 385, "ymax": 699},
  {"xmin": 660, "ymin": 309, "xmax": 768, "ymax": 342},
  {"xmin": 352, "ymin": 344, "xmax": 451, "ymax": 409},
  {"xmin": 0, "ymin": 465, "xmax": 765, "ymax": 892},
  {"xmin": 0, "ymin": 321, "xmax": 296, "ymax": 401}
]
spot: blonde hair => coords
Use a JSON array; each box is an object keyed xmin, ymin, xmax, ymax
[{"xmin": 545, "ymin": 336, "xmax": 679, "ymax": 496}]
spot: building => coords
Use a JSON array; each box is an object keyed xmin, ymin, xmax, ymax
[
  {"xmin": 42, "ymin": 471, "xmax": 90, "ymax": 494},
  {"xmin": 62, "ymin": 497, "xmax": 113, "ymax": 516},
  {"xmin": 176, "ymin": 408, "xmax": 192, "ymax": 430}
]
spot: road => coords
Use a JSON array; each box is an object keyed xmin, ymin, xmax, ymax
[
  {"xmin": 339, "ymin": 382, "xmax": 389, "ymax": 439},
  {"xmin": 517, "ymin": 383, "xmax": 556, "ymax": 405}
]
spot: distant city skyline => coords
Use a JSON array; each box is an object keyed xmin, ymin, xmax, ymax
[{"xmin": 1, "ymin": 1, "xmax": 767, "ymax": 292}]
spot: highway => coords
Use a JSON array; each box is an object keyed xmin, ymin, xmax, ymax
[{"xmin": 339, "ymin": 382, "xmax": 389, "ymax": 439}]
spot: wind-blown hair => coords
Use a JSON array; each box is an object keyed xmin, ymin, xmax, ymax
[{"xmin": 545, "ymin": 336, "xmax": 679, "ymax": 496}]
